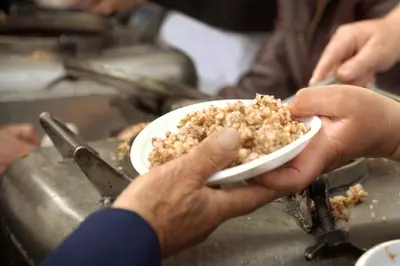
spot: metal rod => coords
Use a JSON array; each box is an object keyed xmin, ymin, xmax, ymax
[{"xmin": 282, "ymin": 75, "xmax": 338, "ymax": 104}]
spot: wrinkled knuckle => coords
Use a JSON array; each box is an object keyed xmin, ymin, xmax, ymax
[{"xmin": 161, "ymin": 160, "xmax": 186, "ymax": 181}]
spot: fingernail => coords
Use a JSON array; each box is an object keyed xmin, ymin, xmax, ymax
[{"xmin": 217, "ymin": 128, "xmax": 241, "ymax": 151}]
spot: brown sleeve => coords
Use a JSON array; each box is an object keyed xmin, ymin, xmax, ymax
[
  {"xmin": 218, "ymin": 31, "xmax": 295, "ymax": 100},
  {"xmin": 355, "ymin": 0, "xmax": 399, "ymax": 20}
]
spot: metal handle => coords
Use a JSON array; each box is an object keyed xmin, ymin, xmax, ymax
[
  {"xmin": 64, "ymin": 58, "xmax": 209, "ymax": 100},
  {"xmin": 74, "ymin": 146, "xmax": 131, "ymax": 199},
  {"xmin": 39, "ymin": 112, "xmax": 95, "ymax": 159},
  {"xmin": 304, "ymin": 177, "xmax": 366, "ymax": 261},
  {"xmin": 309, "ymin": 177, "xmax": 335, "ymax": 232},
  {"xmin": 283, "ymin": 75, "xmax": 339, "ymax": 104},
  {"xmin": 39, "ymin": 112, "xmax": 130, "ymax": 199}
]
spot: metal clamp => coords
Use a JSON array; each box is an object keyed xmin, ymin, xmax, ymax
[
  {"xmin": 39, "ymin": 112, "xmax": 130, "ymax": 200},
  {"xmin": 74, "ymin": 146, "xmax": 131, "ymax": 200},
  {"xmin": 304, "ymin": 177, "xmax": 366, "ymax": 261},
  {"xmin": 39, "ymin": 112, "xmax": 95, "ymax": 159},
  {"xmin": 285, "ymin": 190, "xmax": 313, "ymax": 233},
  {"xmin": 286, "ymin": 158, "xmax": 368, "ymax": 233}
]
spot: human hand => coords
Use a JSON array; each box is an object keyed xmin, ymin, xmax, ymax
[
  {"xmin": 257, "ymin": 85, "xmax": 400, "ymax": 193},
  {"xmin": 0, "ymin": 124, "xmax": 39, "ymax": 174},
  {"xmin": 68, "ymin": 0, "xmax": 145, "ymax": 14},
  {"xmin": 310, "ymin": 15, "xmax": 400, "ymax": 86},
  {"xmin": 113, "ymin": 128, "xmax": 281, "ymax": 256}
]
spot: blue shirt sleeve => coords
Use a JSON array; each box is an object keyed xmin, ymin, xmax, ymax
[{"xmin": 40, "ymin": 208, "xmax": 161, "ymax": 266}]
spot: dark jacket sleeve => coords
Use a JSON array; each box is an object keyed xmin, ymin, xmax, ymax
[
  {"xmin": 40, "ymin": 208, "xmax": 161, "ymax": 266},
  {"xmin": 356, "ymin": 0, "xmax": 398, "ymax": 20},
  {"xmin": 217, "ymin": 31, "xmax": 295, "ymax": 100}
]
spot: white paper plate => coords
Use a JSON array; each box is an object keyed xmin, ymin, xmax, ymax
[
  {"xmin": 130, "ymin": 99, "xmax": 322, "ymax": 185},
  {"xmin": 356, "ymin": 240, "xmax": 400, "ymax": 266}
]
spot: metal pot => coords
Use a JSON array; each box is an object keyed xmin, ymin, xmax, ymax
[{"xmin": 0, "ymin": 7, "xmax": 111, "ymax": 56}]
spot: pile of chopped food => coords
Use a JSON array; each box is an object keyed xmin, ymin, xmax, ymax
[
  {"xmin": 117, "ymin": 122, "xmax": 151, "ymax": 142},
  {"xmin": 311, "ymin": 184, "xmax": 368, "ymax": 221},
  {"xmin": 111, "ymin": 122, "xmax": 151, "ymax": 162},
  {"xmin": 25, "ymin": 51, "xmax": 53, "ymax": 61},
  {"xmin": 149, "ymin": 94, "xmax": 310, "ymax": 168}
]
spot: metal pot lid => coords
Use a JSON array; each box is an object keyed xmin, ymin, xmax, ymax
[{"xmin": 0, "ymin": 9, "xmax": 110, "ymax": 36}]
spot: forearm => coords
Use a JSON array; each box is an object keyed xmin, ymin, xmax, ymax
[
  {"xmin": 40, "ymin": 208, "xmax": 161, "ymax": 266},
  {"xmin": 382, "ymin": 5, "xmax": 400, "ymax": 62},
  {"xmin": 385, "ymin": 97, "xmax": 400, "ymax": 162}
]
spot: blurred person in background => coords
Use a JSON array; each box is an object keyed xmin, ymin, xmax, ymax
[
  {"xmin": 69, "ymin": 0, "xmax": 400, "ymax": 99},
  {"xmin": 0, "ymin": 0, "xmax": 10, "ymax": 13},
  {"xmin": 218, "ymin": 0, "xmax": 400, "ymax": 99},
  {"xmin": 0, "ymin": 124, "xmax": 39, "ymax": 174},
  {"xmin": 311, "ymin": 5, "xmax": 400, "ymax": 88},
  {"xmin": 67, "ymin": 0, "xmax": 276, "ymax": 95}
]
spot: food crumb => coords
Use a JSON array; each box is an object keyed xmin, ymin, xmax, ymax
[
  {"xmin": 117, "ymin": 122, "xmax": 150, "ymax": 141},
  {"xmin": 110, "ymin": 152, "xmax": 117, "ymax": 162},
  {"xmin": 369, "ymin": 204, "xmax": 374, "ymax": 210},
  {"xmin": 385, "ymin": 246, "xmax": 398, "ymax": 260},
  {"xmin": 26, "ymin": 50, "xmax": 52, "ymax": 61},
  {"xmin": 372, "ymin": 199, "xmax": 379, "ymax": 204},
  {"xmin": 330, "ymin": 184, "xmax": 368, "ymax": 221},
  {"xmin": 371, "ymin": 211, "xmax": 376, "ymax": 219},
  {"xmin": 381, "ymin": 216, "xmax": 387, "ymax": 223},
  {"xmin": 20, "ymin": 152, "xmax": 29, "ymax": 158},
  {"xmin": 312, "ymin": 184, "xmax": 368, "ymax": 221},
  {"xmin": 117, "ymin": 142, "xmax": 130, "ymax": 160}
]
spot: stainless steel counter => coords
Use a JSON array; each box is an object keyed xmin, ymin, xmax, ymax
[{"xmin": 2, "ymin": 140, "xmax": 400, "ymax": 266}]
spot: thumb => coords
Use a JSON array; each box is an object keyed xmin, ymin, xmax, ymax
[
  {"xmin": 290, "ymin": 85, "xmax": 359, "ymax": 118},
  {"xmin": 290, "ymin": 86, "xmax": 340, "ymax": 117},
  {"xmin": 337, "ymin": 42, "xmax": 380, "ymax": 82},
  {"xmin": 179, "ymin": 128, "xmax": 241, "ymax": 182}
]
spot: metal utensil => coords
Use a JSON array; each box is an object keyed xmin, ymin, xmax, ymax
[
  {"xmin": 39, "ymin": 112, "xmax": 131, "ymax": 200},
  {"xmin": 283, "ymin": 76, "xmax": 339, "ymax": 104},
  {"xmin": 304, "ymin": 177, "xmax": 366, "ymax": 261},
  {"xmin": 63, "ymin": 57, "xmax": 209, "ymax": 100}
]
